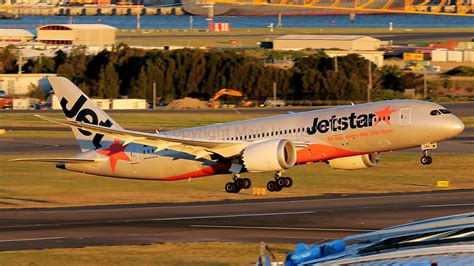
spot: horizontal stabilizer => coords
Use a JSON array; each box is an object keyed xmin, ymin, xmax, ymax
[{"xmin": 10, "ymin": 158, "xmax": 106, "ymax": 163}]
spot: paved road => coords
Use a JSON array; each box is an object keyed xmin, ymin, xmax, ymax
[{"xmin": 0, "ymin": 190, "xmax": 472, "ymax": 251}]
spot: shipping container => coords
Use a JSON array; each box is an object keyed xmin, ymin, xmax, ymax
[
  {"xmin": 447, "ymin": 50, "xmax": 463, "ymax": 62},
  {"xmin": 13, "ymin": 98, "xmax": 30, "ymax": 110},
  {"xmin": 403, "ymin": 53, "xmax": 424, "ymax": 61},
  {"xmin": 458, "ymin": 42, "xmax": 474, "ymax": 50},
  {"xmin": 111, "ymin": 99, "xmax": 146, "ymax": 110},
  {"xmin": 92, "ymin": 99, "xmax": 110, "ymax": 109},
  {"xmin": 431, "ymin": 49, "xmax": 448, "ymax": 62},
  {"xmin": 430, "ymin": 41, "xmax": 459, "ymax": 50},
  {"xmin": 463, "ymin": 50, "xmax": 474, "ymax": 62}
]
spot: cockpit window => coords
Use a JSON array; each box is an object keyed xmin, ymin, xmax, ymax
[
  {"xmin": 439, "ymin": 109, "xmax": 451, "ymax": 114},
  {"xmin": 430, "ymin": 110, "xmax": 441, "ymax": 116}
]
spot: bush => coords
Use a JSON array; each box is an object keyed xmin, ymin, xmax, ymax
[{"xmin": 444, "ymin": 66, "xmax": 474, "ymax": 77}]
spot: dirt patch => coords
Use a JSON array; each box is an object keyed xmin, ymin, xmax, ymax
[{"xmin": 167, "ymin": 97, "xmax": 209, "ymax": 109}]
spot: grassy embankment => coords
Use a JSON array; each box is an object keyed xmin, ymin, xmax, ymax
[{"xmin": 0, "ymin": 242, "xmax": 293, "ymax": 265}]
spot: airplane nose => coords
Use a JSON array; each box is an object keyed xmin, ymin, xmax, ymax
[{"xmin": 451, "ymin": 116, "xmax": 465, "ymax": 136}]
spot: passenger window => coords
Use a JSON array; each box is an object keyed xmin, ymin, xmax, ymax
[
  {"xmin": 430, "ymin": 110, "xmax": 441, "ymax": 116},
  {"xmin": 439, "ymin": 109, "xmax": 451, "ymax": 114}
]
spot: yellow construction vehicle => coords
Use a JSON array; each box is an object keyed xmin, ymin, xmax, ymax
[{"xmin": 209, "ymin": 89, "xmax": 255, "ymax": 108}]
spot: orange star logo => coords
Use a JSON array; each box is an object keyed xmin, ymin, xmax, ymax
[
  {"xmin": 374, "ymin": 106, "xmax": 397, "ymax": 126},
  {"xmin": 97, "ymin": 140, "xmax": 130, "ymax": 173}
]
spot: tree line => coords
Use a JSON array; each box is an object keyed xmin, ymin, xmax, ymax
[{"xmin": 0, "ymin": 45, "xmax": 424, "ymax": 102}]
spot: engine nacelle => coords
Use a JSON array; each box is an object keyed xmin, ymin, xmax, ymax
[
  {"xmin": 242, "ymin": 139, "xmax": 297, "ymax": 172},
  {"xmin": 328, "ymin": 153, "xmax": 380, "ymax": 170}
]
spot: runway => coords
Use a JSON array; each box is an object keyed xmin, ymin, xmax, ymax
[{"xmin": 0, "ymin": 190, "xmax": 472, "ymax": 251}]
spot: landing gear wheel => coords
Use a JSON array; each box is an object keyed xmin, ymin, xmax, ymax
[
  {"xmin": 421, "ymin": 155, "xmax": 432, "ymax": 165},
  {"xmin": 225, "ymin": 182, "xmax": 236, "ymax": 193},
  {"xmin": 236, "ymin": 178, "xmax": 246, "ymax": 188},
  {"xmin": 274, "ymin": 184, "xmax": 283, "ymax": 191},
  {"xmin": 267, "ymin": 181, "xmax": 277, "ymax": 192},
  {"xmin": 233, "ymin": 185, "xmax": 241, "ymax": 193},
  {"xmin": 276, "ymin": 178, "xmax": 286, "ymax": 187},
  {"xmin": 284, "ymin": 177, "xmax": 293, "ymax": 188},
  {"xmin": 243, "ymin": 178, "xmax": 251, "ymax": 189}
]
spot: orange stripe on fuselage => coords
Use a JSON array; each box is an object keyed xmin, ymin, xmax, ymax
[
  {"xmin": 160, "ymin": 163, "xmax": 231, "ymax": 181},
  {"xmin": 161, "ymin": 144, "xmax": 359, "ymax": 180},
  {"xmin": 296, "ymin": 144, "xmax": 360, "ymax": 163}
]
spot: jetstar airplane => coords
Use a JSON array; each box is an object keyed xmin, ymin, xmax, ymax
[{"xmin": 13, "ymin": 77, "xmax": 465, "ymax": 193}]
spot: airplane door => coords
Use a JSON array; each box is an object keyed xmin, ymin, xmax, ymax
[{"xmin": 399, "ymin": 108, "xmax": 411, "ymax": 127}]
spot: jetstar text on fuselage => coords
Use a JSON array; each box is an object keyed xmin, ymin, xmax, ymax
[{"xmin": 307, "ymin": 111, "xmax": 385, "ymax": 135}]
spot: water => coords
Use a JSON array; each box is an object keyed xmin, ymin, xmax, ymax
[{"xmin": 1, "ymin": 14, "xmax": 473, "ymax": 32}]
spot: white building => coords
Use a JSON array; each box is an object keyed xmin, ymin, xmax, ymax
[
  {"xmin": 273, "ymin": 35, "xmax": 381, "ymax": 51},
  {"xmin": 0, "ymin": 73, "xmax": 56, "ymax": 95},
  {"xmin": 0, "ymin": 29, "xmax": 34, "ymax": 45}
]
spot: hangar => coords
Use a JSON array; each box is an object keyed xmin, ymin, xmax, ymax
[
  {"xmin": 0, "ymin": 29, "xmax": 34, "ymax": 44},
  {"xmin": 273, "ymin": 35, "xmax": 381, "ymax": 51},
  {"xmin": 36, "ymin": 24, "xmax": 117, "ymax": 47}
]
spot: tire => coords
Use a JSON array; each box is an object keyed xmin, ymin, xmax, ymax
[
  {"xmin": 267, "ymin": 181, "xmax": 277, "ymax": 192},
  {"xmin": 274, "ymin": 184, "xmax": 282, "ymax": 191},
  {"xmin": 225, "ymin": 182, "xmax": 235, "ymax": 193},
  {"xmin": 277, "ymin": 178, "xmax": 286, "ymax": 187},
  {"xmin": 426, "ymin": 156, "xmax": 433, "ymax": 165},
  {"xmin": 421, "ymin": 156, "xmax": 432, "ymax": 165},
  {"xmin": 284, "ymin": 177, "xmax": 293, "ymax": 188},
  {"xmin": 236, "ymin": 179, "xmax": 245, "ymax": 188},
  {"xmin": 233, "ymin": 185, "xmax": 241, "ymax": 193},
  {"xmin": 243, "ymin": 178, "xmax": 251, "ymax": 189}
]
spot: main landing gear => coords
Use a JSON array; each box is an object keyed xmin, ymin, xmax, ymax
[
  {"xmin": 420, "ymin": 143, "xmax": 437, "ymax": 165},
  {"xmin": 267, "ymin": 172, "xmax": 293, "ymax": 192},
  {"xmin": 225, "ymin": 174, "xmax": 251, "ymax": 193}
]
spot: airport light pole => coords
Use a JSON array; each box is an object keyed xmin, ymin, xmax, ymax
[
  {"xmin": 367, "ymin": 62, "xmax": 372, "ymax": 103},
  {"xmin": 203, "ymin": 4, "xmax": 214, "ymax": 31},
  {"xmin": 273, "ymin": 82, "xmax": 277, "ymax": 102},
  {"xmin": 423, "ymin": 67, "xmax": 428, "ymax": 99},
  {"xmin": 153, "ymin": 82, "xmax": 157, "ymax": 110}
]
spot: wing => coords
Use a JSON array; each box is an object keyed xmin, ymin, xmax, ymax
[
  {"xmin": 9, "ymin": 158, "xmax": 106, "ymax": 163},
  {"xmin": 35, "ymin": 115, "xmax": 248, "ymax": 158}
]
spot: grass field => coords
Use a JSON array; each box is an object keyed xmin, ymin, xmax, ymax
[
  {"xmin": 1, "ymin": 153, "xmax": 473, "ymax": 208},
  {"xmin": 0, "ymin": 242, "xmax": 293, "ymax": 265}
]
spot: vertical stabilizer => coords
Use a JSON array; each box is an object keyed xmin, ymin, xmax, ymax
[{"xmin": 48, "ymin": 77, "xmax": 123, "ymax": 152}]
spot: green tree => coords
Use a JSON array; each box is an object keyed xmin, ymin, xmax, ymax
[{"xmin": 98, "ymin": 62, "xmax": 120, "ymax": 98}]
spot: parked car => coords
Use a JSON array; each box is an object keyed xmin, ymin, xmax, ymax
[{"xmin": 263, "ymin": 99, "xmax": 286, "ymax": 107}]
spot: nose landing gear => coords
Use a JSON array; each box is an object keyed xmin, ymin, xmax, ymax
[
  {"xmin": 225, "ymin": 174, "xmax": 251, "ymax": 193},
  {"xmin": 420, "ymin": 143, "xmax": 437, "ymax": 165}
]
